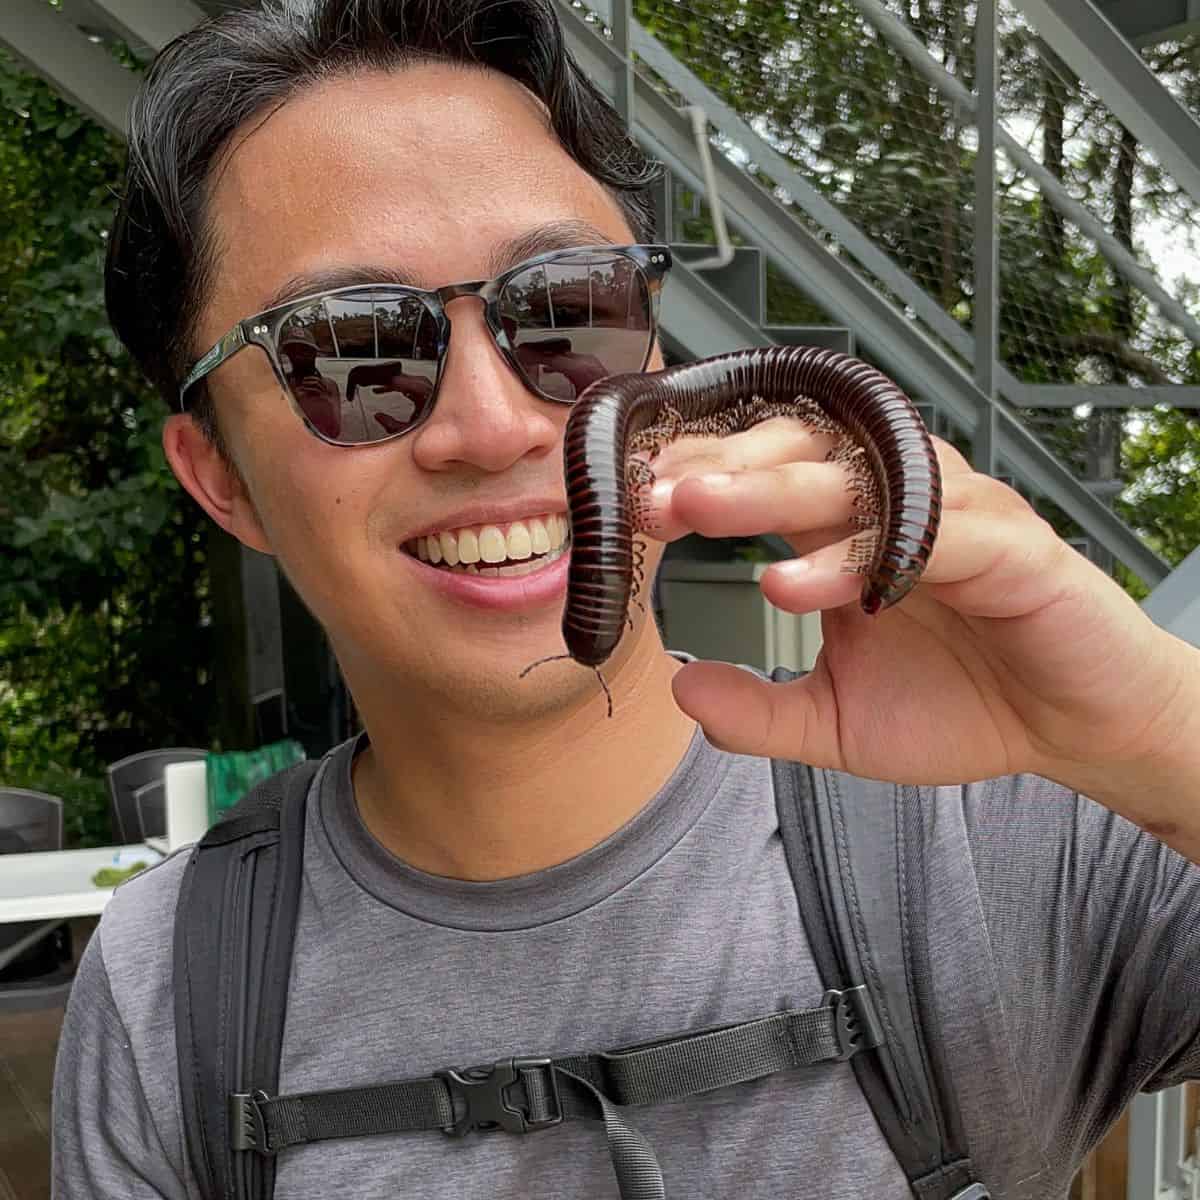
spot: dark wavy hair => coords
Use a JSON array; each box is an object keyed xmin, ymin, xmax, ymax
[{"xmin": 104, "ymin": 0, "xmax": 660, "ymax": 453}]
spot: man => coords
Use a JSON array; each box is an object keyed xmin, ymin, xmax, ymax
[
  {"xmin": 53, "ymin": 0, "xmax": 1199, "ymax": 1196},
  {"xmin": 279, "ymin": 328, "xmax": 344, "ymax": 439}
]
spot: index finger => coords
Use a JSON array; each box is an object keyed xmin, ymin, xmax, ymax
[{"xmin": 641, "ymin": 415, "xmax": 837, "ymax": 481}]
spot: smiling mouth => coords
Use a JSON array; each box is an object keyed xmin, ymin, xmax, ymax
[{"xmin": 403, "ymin": 512, "xmax": 571, "ymax": 577}]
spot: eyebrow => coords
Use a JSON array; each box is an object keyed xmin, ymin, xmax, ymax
[
  {"xmin": 488, "ymin": 219, "xmax": 615, "ymax": 274},
  {"xmin": 257, "ymin": 218, "xmax": 617, "ymax": 312}
]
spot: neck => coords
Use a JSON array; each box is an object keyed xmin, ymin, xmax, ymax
[{"xmin": 346, "ymin": 634, "xmax": 697, "ymax": 881}]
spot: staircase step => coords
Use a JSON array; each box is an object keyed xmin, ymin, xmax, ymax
[
  {"xmin": 762, "ymin": 325, "xmax": 855, "ymax": 355},
  {"xmin": 670, "ymin": 243, "xmax": 764, "ymax": 325}
]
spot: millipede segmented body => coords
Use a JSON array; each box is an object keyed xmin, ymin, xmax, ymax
[{"xmin": 561, "ymin": 346, "xmax": 942, "ymax": 668}]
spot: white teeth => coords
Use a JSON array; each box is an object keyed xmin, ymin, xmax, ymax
[
  {"xmin": 506, "ymin": 521, "xmax": 532, "ymax": 560},
  {"xmin": 478, "ymin": 525, "xmax": 507, "ymax": 563},
  {"xmin": 408, "ymin": 512, "xmax": 572, "ymax": 575},
  {"xmin": 458, "ymin": 529, "xmax": 480, "ymax": 564}
]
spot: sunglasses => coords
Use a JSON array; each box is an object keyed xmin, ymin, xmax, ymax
[{"xmin": 179, "ymin": 244, "xmax": 673, "ymax": 447}]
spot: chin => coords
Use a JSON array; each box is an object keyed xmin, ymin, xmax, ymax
[
  {"xmin": 467, "ymin": 642, "xmax": 603, "ymax": 718},
  {"xmin": 337, "ymin": 620, "xmax": 605, "ymax": 724}
]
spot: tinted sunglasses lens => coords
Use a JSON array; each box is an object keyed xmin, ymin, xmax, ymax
[
  {"xmin": 499, "ymin": 252, "xmax": 653, "ymax": 401},
  {"xmin": 277, "ymin": 293, "xmax": 440, "ymax": 444}
]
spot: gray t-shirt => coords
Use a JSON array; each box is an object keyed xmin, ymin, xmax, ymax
[{"xmin": 51, "ymin": 729, "xmax": 1200, "ymax": 1199}]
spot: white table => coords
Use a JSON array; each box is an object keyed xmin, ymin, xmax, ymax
[{"xmin": 0, "ymin": 844, "xmax": 162, "ymax": 924}]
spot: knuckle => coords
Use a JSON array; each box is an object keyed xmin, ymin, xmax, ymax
[
  {"xmin": 932, "ymin": 436, "xmax": 972, "ymax": 473},
  {"xmin": 943, "ymin": 469, "xmax": 1031, "ymax": 514}
]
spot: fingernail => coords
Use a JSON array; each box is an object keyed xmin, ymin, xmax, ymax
[
  {"xmin": 651, "ymin": 479, "xmax": 675, "ymax": 508},
  {"xmin": 697, "ymin": 472, "xmax": 735, "ymax": 490}
]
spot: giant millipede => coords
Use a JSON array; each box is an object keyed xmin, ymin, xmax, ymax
[{"xmin": 524, "ymin": 346, "xmax": 942, "ymax": 713}]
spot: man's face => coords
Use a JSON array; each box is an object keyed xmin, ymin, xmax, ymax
[{"xmin": 187, "ymin": 63, "xmax": 665, "ymax": 720}]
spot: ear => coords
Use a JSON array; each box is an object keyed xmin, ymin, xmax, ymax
[{"xmin": 162, "ymin": 412, "xmax": 273, "ymax": 555}]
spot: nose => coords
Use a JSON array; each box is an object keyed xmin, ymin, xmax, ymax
[{"xmin": 409, "ymin": 296, "xmax": 562, "ymax": 474}]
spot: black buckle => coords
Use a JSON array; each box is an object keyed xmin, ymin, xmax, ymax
[
  {"xmin": 825, "ymin": 985, "xmax": 885, "ymax": 1061},
  {"xmin": 229, "ymin": 1090, "xmax": 274, "ymax": 1156},
  {"xmin": 435, "ymin": 1057, "xmax": 562, "ymax": 1137}
]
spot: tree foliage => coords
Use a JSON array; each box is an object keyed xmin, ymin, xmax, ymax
[{"xmin": 0, "ymin": 52, "xmax": 213, "ymax": 845}]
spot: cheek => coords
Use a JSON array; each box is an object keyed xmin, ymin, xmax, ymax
[{"xmin": 238, "ymin": 421, "xmax": 385, "ymax": 576}]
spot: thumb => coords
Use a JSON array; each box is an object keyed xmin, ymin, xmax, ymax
[{"xmin": 671, "ymin": 660, "xmax": 841, "ymax": 766}]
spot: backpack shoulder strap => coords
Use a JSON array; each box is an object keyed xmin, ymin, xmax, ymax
[
  {"xmin": 768, "ymin": 668, "xmax": 987, "ymax": 1200},
  {"xmin": 173, "ymin": 758, "xmax": 320, "ymax": 1200}
]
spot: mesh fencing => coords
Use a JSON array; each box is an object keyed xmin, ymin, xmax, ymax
[{"xmin": 564, "ymin": 0, "xmax": 1199, "ymax": 576}]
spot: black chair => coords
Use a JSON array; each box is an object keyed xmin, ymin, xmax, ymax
[
  {"xmin": 134, "ymin": 781, "xmax": 167, "ymax": 841},
  {"xmin": 0, "ymin": 786, "xmax": 62, "ymax": 851},
  {"xmin": 106, "ymin": 748, "xmax": 207, "ymax": 843},
  {"xmin": 0, "ymin": 788, "xmax": 74, "ymax": 1011}
]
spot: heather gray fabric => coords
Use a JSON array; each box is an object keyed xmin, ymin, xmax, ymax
[{"xmin": 52, "ymin": 729, "xmax": 1200, "ymax": 1199}]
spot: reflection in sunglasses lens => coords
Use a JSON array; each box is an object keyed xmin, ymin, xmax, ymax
[
  {"xmin": 500, "ymin": 253, "xmax": 652, "ymax": 401},
  {"xmin": 278, "ymin": 294, "xmax": 440, "ymax": 444}
]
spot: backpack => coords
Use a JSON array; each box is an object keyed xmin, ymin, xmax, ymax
[{"xmin": 172, "ymin": 670, "xmax": 990, "ymax": 1200}]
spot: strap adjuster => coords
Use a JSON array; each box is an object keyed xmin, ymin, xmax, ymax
[
  {"xmin": 825, "ymin": 985, "xmax": 884, "ymax": 1061},
  {"xmin": 229, "ymin": 1090, "xmax": 274, "ymax": 1156},
  {"xmin": 435, "ymin": 1057, "xmax": 563, "ymax": 1137}
]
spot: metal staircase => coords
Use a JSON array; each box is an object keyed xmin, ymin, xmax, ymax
[{"xmin": 552, "ymin": 0, "xmax": 1200, "ymax": 602}]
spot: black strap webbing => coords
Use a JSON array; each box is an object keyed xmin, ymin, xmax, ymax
[
  {"xmin": 174, "ymin": 760, "xmax": 320, "ymax": 1200},
  {"xmin": 768, "ymin": 667, "xmax": 987, "ymax": 1200},
  {"xmin": 231, "ymin": 987, "xmax": 882, "ymax": 1199}
]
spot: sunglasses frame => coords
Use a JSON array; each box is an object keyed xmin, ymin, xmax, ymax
[{"xmin": 179, "ymin": 243, "xmax": 673, "ymax": 447}]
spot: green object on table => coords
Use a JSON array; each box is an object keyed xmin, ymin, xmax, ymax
[
  {"xmin": 92, "ymin": 862, "xmax": 149, "ymax": 887},
  {"xmin": 205, "ymin": 739, "xmax": 307, "ymax": 825}
]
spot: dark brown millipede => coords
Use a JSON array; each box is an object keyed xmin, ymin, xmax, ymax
[{"xmin": 559, "ymin": 346, "xmax": 942, "ymax": 671}]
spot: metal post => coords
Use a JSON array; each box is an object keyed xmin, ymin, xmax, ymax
[
  {"xmin": 1128, "ymin": 1093, "xmax": 1165, "ymax": 1200},
  {"xmin": 973, "ymin": 0, "xmax": 999, "ymax": 476},
  {"xmin": 610, "ymin": 0, "xmax": 635, "ymax": 128},
  {"xmin": 1164, "ymin": 1087, "xmax": 1188, "ymax": 1195}
]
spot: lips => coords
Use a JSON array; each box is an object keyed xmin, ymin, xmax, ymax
[{"xmin": 400, "ymin": 508, "xmax": 573, "ymax": 612}]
